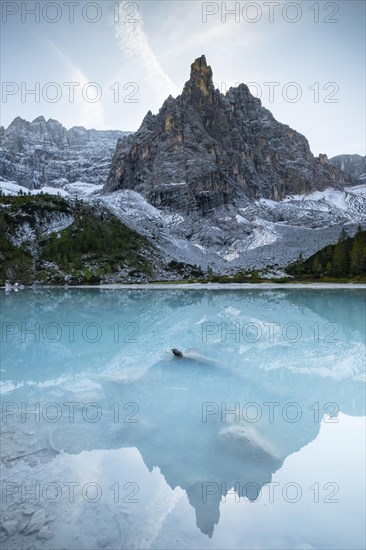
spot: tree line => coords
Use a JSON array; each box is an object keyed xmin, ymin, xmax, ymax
[{"xmin": 287, "ymin": 225, "xmax": 366, "ymax": 278}]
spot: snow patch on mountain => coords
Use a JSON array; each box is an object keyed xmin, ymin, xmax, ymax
[
  {"xmin": 248, "ymin": 220, "xmax": 279, "ymax": 250},
  {"xmin": 0, "ymin": 181, "xmax": 34, "ymax": 196},
  {"xmin": 0, "ymin": 180, "xmax": 69, "ymax": 198},
  {"xmin": 33, "ymin": 186, "xmax": 70, "ymax": 198},
  {"xmin": 285, "ymin": 187, "xmax": 354, "ymax": 209},
  {"xmin": 98, "ymin": 190, "xmax": 184, "ymax": 229},
  {"xmin": 63, "ymin": 182, "xmax": 103, "ymax": 198}
]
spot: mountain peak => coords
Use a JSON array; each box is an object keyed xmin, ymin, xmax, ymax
[
  {"xmin": 32, "ymin": 116, "xmax": 47, "ymax": 124},
  {"xmin": 184, "ymin": 55, "xmax": 214, "ymax": 98},
  {"xmin": 105, "ymin": 56, "xmax": 344, "ymax": 210},
  {"xmin": 9, "ymin": 116, "xmax": 28, "ymax": 128},
  {"xmin": 190, "ymin": 55, "xmax": 211, "ymax": 76}
]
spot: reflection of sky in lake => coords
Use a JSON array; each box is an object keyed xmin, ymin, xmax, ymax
[{"xmin": 1, "ymin": 289, "xmax": 365, "ymax": 549}]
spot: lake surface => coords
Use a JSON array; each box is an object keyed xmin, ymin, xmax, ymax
[{"xmin": 1, "ymin": 288, "xmax": 365, "ymax": 549}]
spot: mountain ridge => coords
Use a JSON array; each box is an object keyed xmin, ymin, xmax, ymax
[{"xmin": 0, "ymin": 116, "xmax": 131, "ymax": 189}]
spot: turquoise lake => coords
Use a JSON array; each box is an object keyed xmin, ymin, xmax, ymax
[{"xmin": 0, "ymin": 289, "xmax": 365, "ymax": 549}]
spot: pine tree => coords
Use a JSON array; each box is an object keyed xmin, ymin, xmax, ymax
[
  {"xmin": 325, "ymin": 261, "xmax": 332, "ymax": 273},
  {"xmin": 333, "ymin": 241, "xmax": 347, "ymax": 275},
  {"xmin": 339, "ymin": 228, "xmax": 348, "ymax": 241},
  {"xmin": 295, "ymin": 253, "xmax": 304, "ymax": 277},
  {"xmin": 312, "ymin": 257, "xmax": 322, "ymax": 277},
  {"xmin": 350, "ymin": 231, "xmax": 366, "ymax": 275}
]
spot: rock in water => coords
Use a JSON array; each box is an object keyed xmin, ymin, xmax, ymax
[
  {"xmin": 104, "ymin": 55, "xmax": 344, "ymax": 214},
  {"xmin": 1, "ymin": 519, "xmax": 18, "ymax": 537},
  {"xmin": 21, "ymin": 509, "xmax": 47, "ymax": 535},
  {"xmin": 37, "ymin": 526, "xmax": 54, "ymax": 540}
]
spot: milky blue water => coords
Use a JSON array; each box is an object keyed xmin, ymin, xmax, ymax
[{"xmin": 1, "ymin": 288, "xmax": 365, "ymax": 549}]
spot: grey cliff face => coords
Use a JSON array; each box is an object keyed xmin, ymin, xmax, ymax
[
  {"xmin": 105, "ymin": 55, "xmax": 344, "ymax": 214},
  {"xmin": 330, "ymin": 154, "xmax": 366, "ymax": 185},
  {"xmin": 0, "ymin": 116, "xmax": 130, "ymax": 189}
]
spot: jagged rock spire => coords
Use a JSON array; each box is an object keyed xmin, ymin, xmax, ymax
[
  {"xmin": 190, "ymin": 55, "xmax": 213, "ymax": 82},
  {"xmin": 183, "ymin": 55, "xmax": 215, "ymax": 100}
]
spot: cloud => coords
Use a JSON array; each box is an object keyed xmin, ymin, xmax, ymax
[
  {"xmin": 114, "ymin": 1, "xmax": 179, "ymax": 102},
  {"xmin": 47, "ymin": 41, "xmax": 106, "ymax": 129}
]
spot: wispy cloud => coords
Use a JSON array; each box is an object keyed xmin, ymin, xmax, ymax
[
  {"xmin": 47, "ymin": 41, "xmax": 106, "ymax": 129},
  {"xmin": 114, "ymin": 1, "xmax": 179, "ymax": 101}
]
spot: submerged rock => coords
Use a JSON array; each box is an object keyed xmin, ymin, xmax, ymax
[
  {"xmin": 1, "ymin": 519, "xmax": 18, "ymax": 538},
  {"xmin": 37, "ymin": 526, "xmax": 54, "ymax": 540},
  {"xmin": 21, "ymin": 509, "xmax": 47, "ymax": 535}
]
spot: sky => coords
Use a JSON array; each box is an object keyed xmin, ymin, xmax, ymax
[{"xmin": 1, "ymin": 0, "xmax": 365, "ymax": 157}]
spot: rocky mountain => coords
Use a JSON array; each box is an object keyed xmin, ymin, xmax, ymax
[
  {"xmin": 330, "ymin": 154, "xmax": 366, "ymax": 185},
  {"xmin": 0, "ymin": 116, "xmax": 130, "ymax": 190},
  {"xmin": 105, "ymin": 55, "xmax": 344, "ymax": 214},
  {"xmin": 0, "ymin": 56, "xmax": 365, "ymax": 279}
]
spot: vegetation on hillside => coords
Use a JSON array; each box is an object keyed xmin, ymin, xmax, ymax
[
  {"xmin": 286, "ymin": 226, "xmax": 366, "ymax": 280},
  {"xmin": 0, "ymin": 194, "xmax": 364, "ymax": 285},
  {"xmin": 0, "ymin": 195, "xmax": 157, "ymax": 284}
]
